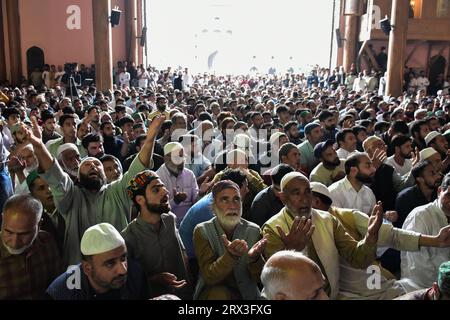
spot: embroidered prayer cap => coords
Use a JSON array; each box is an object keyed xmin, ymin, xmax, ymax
[
  {"xmin": 424, "ymin": 131, "xmax": 442, "ymax": 147},
  {"xmin": 310, "ymin": 182, "xmax": 332, "ymax": 203},
  {"xmin": 126, "ymin": 170, "xmax": 159, "ymax": 200}
]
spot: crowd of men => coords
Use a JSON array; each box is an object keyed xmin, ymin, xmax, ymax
[{"xmin": 1, "ymin": 62, "xmax": 450, "ymax": 300}]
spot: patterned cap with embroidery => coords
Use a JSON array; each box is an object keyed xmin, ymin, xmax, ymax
[{"xmin": 126, "ymin": 170, "xmax": 159, "ymax": 200}]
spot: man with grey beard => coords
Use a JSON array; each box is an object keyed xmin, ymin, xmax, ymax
[
  {"xmin": 193, "ymin": 180, "xmax": 267, "ymax": 300},
  {"xmin": 0, "ymin": 194, "xmax": 62, "ymax": 299},
  {"xmin": 19, "ymin": 116, "xmax": 165, "ymax": 266},
  {"xmin": 56, "ymin": 143, "xmax": 81, "ymax": 182}
]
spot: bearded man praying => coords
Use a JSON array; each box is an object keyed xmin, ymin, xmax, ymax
[
  {"xmin": 19, "ymin": 116, "xmax": 165, "ymax": 266},
  {"xmin": 193, "ymin": 180, "xmax": 267, "ymax": 300}
]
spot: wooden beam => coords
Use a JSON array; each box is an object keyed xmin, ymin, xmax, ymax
[
  {"xmin": 92, "ymin": 0, "xmax": 113, "ymax": 91},
  {"xmin": 5, "ymin": 0, "xmax": 22, "ymax": 86},
  {"xmin": 425, "ymin": 41, "xmax": 432, "ymax": 75},
  {"xmin": 386, "ymin": 0, "xmax": 410, "ymax": 97},
  {"xmin": 0, "ymin": 0, "xmax": 7, "ymax": 83},
  {"xmin": 364, "ymin": 45, "xmax": 381, "ymax": 71}
]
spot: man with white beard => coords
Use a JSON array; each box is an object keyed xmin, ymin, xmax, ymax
[
  {"xmin": 7, "ymin": 144, "xmax": 39, "ymax": 194},
  {"xmin": 193, "ymin": 180, "xmax": 267, "ymax": 300},
  {"xmin": 0, "ymin": 194, "xmax": 62, "ymax": 299},
  {"xmin": 20, "ymin": 116, "xmax": 165, "ymax": 266},
  {"xmin": 56, "ymin": 143, "xmax": 81, "ymax": 182}
]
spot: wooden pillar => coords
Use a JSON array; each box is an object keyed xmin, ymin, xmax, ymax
[
  {"xmin": 5, "ymin": 0, "xmax": 22, "ymax": 86},
  {"xmin": 137, "ymin": 0, "xmax": 143, "ymax": 66},
  {"xmin": 126, "ymin": 0, "xmax": 138, "ymax": 64},
  {"xmin": 0, "ymin": 0, "xmax": 7, "ymax": 83},
  {"xmin": 92, "ymin": 0, "xmax": 113, "ymax": 91},
  {"xmin": 386, "ymin": 0, "xmax": 409, "ymax": 97},
  {"xmin": 343, "ymin": 0, "xmax": 361, "ymax": 72}
]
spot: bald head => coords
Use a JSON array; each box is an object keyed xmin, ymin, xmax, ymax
[
  {"xmin": 261, "ymin": 250, "xmax": 328, "ymax": 300},
  {"xmin": 1, "ymin": 194, "xmax": 43, "ymax": 255}
]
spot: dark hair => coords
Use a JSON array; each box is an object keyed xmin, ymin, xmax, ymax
[
  {"xmin": 198, "ymin": 112, "xmax": 212, "ymax": 122},
  {"xmin": 352, "ymin": 125, "xmax": 367, "ymax": 136},
  {"xmin": 283, "ymin": 121, "xmax": 298, "ymax": 133},
  {"xmin": 271, "ymin": 164, "xmax": 294, "ymax": 186},
  {"xmin": 410, "ymin": 120, "xmax": 427, "ymax": 138},
  {"xmin": 336, "ymin": 129, "xmax": 355, "ymax": 148},
  {"xmin": 411, "ymin": 160, "xmax": 433, "ymax": 180},
  {"xmin": 276, "ymin": 105, "xmax": 288, "ymax": 114},
  {"xmin": 391, "ymin": 134, "xmax": 411, "ymax": 151},
  {"xmin": 441, "ymin": 173, "xmax": 450, "ymax": 190},
  {"xmin": 220, "ymin": 168, "xmax": 247, "ymax": 188},
  {"xmin": 278, "ymin": 142, "xmax": 297, "ymax": 160},
  {"xmin": 100, "ymin": 121, "xmax": 113, "ymax": 131},
  {"xmin": 344, "ymin": 152, "xmax": 366, "ymax": 175},
  {"xmin": 99, "ymin": 154, "xmax": 121, "ymax": 165},
  {"xmin": 251, "ymin": 112, "xmax": 262, "ymax": 121},
  {"xmin": 81, "ymin": 133, "xmax": 103, "ymax": 149},
  {"xmin": 374, "ymin": 121, "xmax": 390, "ymax": 133},
  {"xmin": 135, "ymin": 134, "xmax": 147, "ymax": 148},
  {"xmin": 2, "ymin": 107, "xmax": 20, "ymax": 120},
  {"xmin": 87, "ymin": 105, "xmax": 99, "ymax": 114},
  {"xmin": 319, "ymin": 110, "xmax": 334, "ymax": 122},
  {"xmin": 58, "ymin": 113, "xmax": 76, "ymax": 127},
  {"xmin": 41, "ymin": 110, "xmax": 55, "ymax": 123}
]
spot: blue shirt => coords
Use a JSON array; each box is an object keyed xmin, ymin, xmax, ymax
[{"xmin": 179, "ymin": 193, "xmax": 214, "ymax": 259}]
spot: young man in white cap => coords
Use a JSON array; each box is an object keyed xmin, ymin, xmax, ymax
[
  {"xmin": 20, "ymin": 115, "xmax": 165, "ymax": 266},
  {"xmin": 156, "ymin": 142, "xmax": 199, "ymax": 226},
  {"xmin": 310, "ymin": 181, "xmax": 450, "ymax": 299},
  {"xmin": 46, "ymin": 223, "xmax": 148, "ymax": 300},
  {"xmin": 262, "ymin": 171, "xmax": 383, "ymax": 299},
  {"xmin": 420, "ymin": 147, "xmax": 444, "ymax": 173},
  {"xmin": 122, "ymin": 170, "xmax": 193, "ymax": 299}
]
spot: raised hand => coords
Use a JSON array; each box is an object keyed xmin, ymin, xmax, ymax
[
  {"xmin": 147, "ymin": 115, "xmax": 166, "ymax": 140},
  {"xmin": 371, "ymin": 148, "xmax": 387, "ymax": 170},
  {"xmin": 411, "ymin": 147, "xmax": 420, "ymax": 167},
  {"xmin": 276, "ymin": 216, "xmax": 315, "ymax": 252},
  {"xmin": 149, "ymin": 272, "xmax": 187, "ymax": 289},
  {"xmin": 367, "ymin": 201, "xmax": 384, "ymax": 244},
  {"xmin": 173, "ymin": 189, "xmax": 187, "ymax": 204},
  {"xmin": 248, "ymin": 236, "xmax": 268, "ymax": 261},
  {"xmin": 436, "ymin": 225, "xmax": 450, "ymax": 248},
  {"xmin": 221, "ymin": 234, "xmax": 249, "ymax": 258},
  {"xmin": 199, "ymin": 176, "xmax": 214, "ymax": 196}
]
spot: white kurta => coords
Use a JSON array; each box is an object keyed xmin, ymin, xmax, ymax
[{"xmin": 399, "ymin": 201, "xmax": 450, "ymax": 292}]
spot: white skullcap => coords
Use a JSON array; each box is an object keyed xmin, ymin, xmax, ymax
[
  {"xmin": 414, "ymin": 108, "xmax": 427, "ymax": 117},
  {"xmin": 425, "ymin": 131, "xmax": 441, "ymax": 146},
  {"xmin": 233, "ymin": 133, "xmax": 251, "ymax": 148},
  {"xmin": 269, "ymin": 132, "xmax": 286, "ymax": 145},
  {"xmin": 310, "ymin": 182, "xmax": 332, "ymax": 202},
  {"xmin": 163, "ymin": 142, "xmax": 184, "ymax": 156},
  {"xmin": 80, "ymin": 223, "xmax": 125, "ymax": 256},
  {"xmin": 420, "ymin": 147, "xmax": 438, "ymax": 161},
  {"xmin": 56, "ymin": 143, "xmax": 79, "ymax": 159},
  {"xmin": 280, "ymin": 171, "xmax": 309, "ymax": 192}
]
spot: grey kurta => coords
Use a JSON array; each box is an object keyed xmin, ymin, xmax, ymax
[
  {"xmin": 42, "ymin": 155, "xmax": 147, "ymax": 266},
  {"xmin": 121, "ymin": 213, "xmax": 193, "ymax": 299}
]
